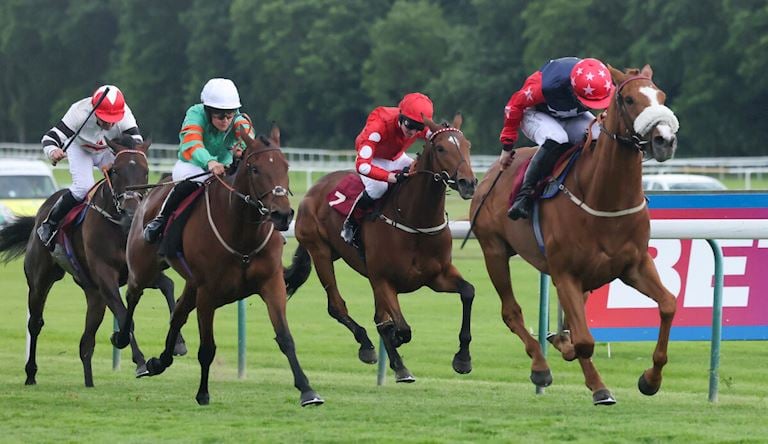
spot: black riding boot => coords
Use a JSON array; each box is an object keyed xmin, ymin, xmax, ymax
[
  {"xmin": 37, "ymin": 190, "xmax": 81, "ymax": 246},
  {"xmin": 143, "ymin": 181, "xmax": 200, "ymax": 244},
  {"xmin": 507, "ymin": 140, "xmax": 571, "ymax": 220},
  {"xmin": 341, "ymin": 191, "xmax": 375, "ymax": 245}
]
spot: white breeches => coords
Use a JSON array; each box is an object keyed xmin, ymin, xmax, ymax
[
  {"xmin": 521, "ymin": 109, "xmax": 600, "ymax": 146},
  {"xmin": 67, "ymin": 144, "xmax": 116, "ymax": 200},
  {"xmin": 172, "ymin": 160, "xmax": 211, "ymax": 182},
  {"xmin": 360, "ymin": 153, "xmax": 414, "ymax": 199}
]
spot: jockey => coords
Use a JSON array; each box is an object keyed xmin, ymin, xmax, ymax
[
  {"xmin": 499, "ymin": 57, "xmax": 615, "ymax": 220},
  {"xmin": 38, "ymin": 85, "xmax": 142, "ymax": 246},
  {"xmin": 340, "ymin": 92, "xmax": 433, "ymax": 244},
  {"xmin": 143, "ymin": 78, "xmax": 254, "ymax": 243}
]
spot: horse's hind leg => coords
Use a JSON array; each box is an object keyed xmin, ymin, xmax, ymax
[
  {"xmin": 154, "ymin": 272, "xmax": 187, "ymax": 356},
  {"xmin": 259, "ymin": 276, "xmax": 323, "ymax": 407},
  {"xmin": 479, "ymin": 239, "xmax": 552, "ymax": 387},
  {"xmin": 621, "ymin": 255, "xmax": 676, "ymax": 396},
  {"xmin": 308, "ymin": 242, "xmax": 376, "ymax": 364},
  {"xmin": 145, "ymin": 283, "xmax": 197, "ymax": 377},
  {"xmin": 23, "ymin": 251, "xmax": 64, "ymax": 386},
  {"xmin": 428, "ymin": 265, "xmax": 474, "ymax": 374},
  {"xmin": 81, "ymin": 288, "xmax": 107, "ymax": 387}
]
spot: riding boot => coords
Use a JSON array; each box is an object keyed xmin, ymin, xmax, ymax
[
  {"xmin": 143, "ymin": 181, "xmax": 200, "ymax": 244},
  {"xmin": 37, "ymin": 190, "xmax": 81, "ymax": 246},
  {"xmin": 341, "ymin": 191, "xmax": 375, "ymax": 246},
  {"xmin": 508, "ymin": 140, "xmax": 571, "ymax": 220}
]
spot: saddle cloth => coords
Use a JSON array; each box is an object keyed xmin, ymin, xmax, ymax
[
  {"xmin": 327, "ymin": 173, "xmax": 369, "ymax": 220},
  {"xmin": 158, "ymin": 185, "xmax": 205, "ymax": 258},
  {"xmin": 508, "ymin": 144, "xmax": 582, "ymax": 206}
]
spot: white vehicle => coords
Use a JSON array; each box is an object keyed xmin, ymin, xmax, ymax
[
  {"xmin": 642, "ymin": 174, "xmax": 727, "ymax": 191},
  {"xmin": 0, "ymin": 158, "xmax": 59, "ymax": 222}
]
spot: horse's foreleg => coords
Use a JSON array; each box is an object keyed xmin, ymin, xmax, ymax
[
  {"xmin": 145, "ymin": 283, "xmax": 197, "ymax": 377},
  {"xmin": 428, "ymin": 266, "xmax": 474, "ymax": 375},
  {"xmin": 480, "ymin": 240, "xmax": 551, "ymax": 387},
  {"xmin": 309, "ymin": 243, "xmax": 376, "ymax": 364},
  {"xmin": 372, "ymin": 282, "xmax": 414, "ymax": 383},
  {"xmin": 260, "ymin": 276, "xmax": 323, "ymax": 407},
  {"xmin": 621, "ymin": 254, "xmax": 677, "ymax": 396},
  {"xmin": 80, "ymin": 288, "xmax": 107, "ymax": 387},
  {"xmin": 194, "ymin": 291, "xmax": 215, "ymax": 406},
  {"xmin": 154, "ymin": 272, "xmax": 186, "ymax": 356}
]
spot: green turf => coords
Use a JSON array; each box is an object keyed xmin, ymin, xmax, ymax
[{"xmin": 0, "ymin": 236, "xmax": 766, "ymax": 443}]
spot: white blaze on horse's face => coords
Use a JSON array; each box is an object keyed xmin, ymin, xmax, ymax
[
  {"xmin": 448, "ymin": 135, "xmax": 460, "ymax": 149},
  {"xmin": 633, "ymin": 84, "xmax": 679, "ymax": 162}
]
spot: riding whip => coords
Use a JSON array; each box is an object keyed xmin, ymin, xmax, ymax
[
  {"xmin": 52, "ymin": 86, "xmax": 111, "ymax": 166},
  {"xmin": 125, "ymin": 169, "xmax": 212, "ymax": 191},
  {"xmin": 460, "ymin": 168, "xmax": 504, "ymax": 249}
]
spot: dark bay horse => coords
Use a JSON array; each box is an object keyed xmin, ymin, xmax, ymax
[
  {"xmin": 118, "ymin": 125, "xmax": 323, "ymax": 406},
  {"xmin": 470, "ymin": 65, "xmax": 679, "ymax": 404},
  {"xmin": 285, "ymin": 114, "xmax": 477, "ymax": 382},
  {"xmin": 0, "ymin": 137, "xmax": 184, "ymax": 387}
]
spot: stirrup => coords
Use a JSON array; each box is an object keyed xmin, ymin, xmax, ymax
[
  {"xmin": 507, "ymin": 197, "xmax": 532, "ymax": 220},
  {"xmin": 340, "ymin": 220, "xmax": 356, "ymax": 244},
  {"xmin": 36, "ymin": 222, "xmax": 58, "ymax": 246},
  {"xmin": 143, "ymin": 217, "xmax": 165, "ymax": 244}
]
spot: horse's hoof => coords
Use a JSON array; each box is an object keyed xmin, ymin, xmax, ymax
[
  {"xmin": 300, "ymin": 390, "xmax": 325, "ymax": 407},
  {"xmin": 173, "ymin": 340, "xmax": 188, "ymax": 357},
  {"xmin": 530, "ymin": 369, "xmax": 553, "ymax": 387},
  {"xmin": 145, "ymin": 357, "xmax": 166, "ymax": 376},
  {"xmin": 24, "ymin": 378, "xmax": 36, "ymax": 386},
  {"xmin": 358, "ymin": 346, "xmax": 377, "ymax": 364},
  {"xmin": 592, "ymin": 388, "xmax": 617, "ymax": 405},
  {"xmin": 452, "ymin": 354, "xmax": 472, "ymax": 374},
  {"xmin": 395, "ymin": 368, "xmax": 416, "ymax": 383},
  {"xmin": 110, "ymin": 332, "xmax": 129, "ymax": 350},
  {"xmin": 196, "ymin": 393, "xmax": 210, "ymax": 406},
  {"xmin": 638, "ymin": 374, "xmax": 660, "ymax": 396},
  {"xmin": 135, "ymin": 363, "xmax": 149, "ymax": 378}
]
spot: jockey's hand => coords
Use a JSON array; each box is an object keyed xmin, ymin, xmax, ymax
[
  {"xmin": 232, "ymin": 146, "xmax": 244, "ymax": 158},
  {"xmin": 499, "ymin": 148, "xmax": 514, "ymax": 170},
  {"xmin": 207, "ymin": 160, "xmax": 226, "ymax": 176},
  {"xmin": 49, "ymin": 148, "xmax": 66, "ymax": 163}
]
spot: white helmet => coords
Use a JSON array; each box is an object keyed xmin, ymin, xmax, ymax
[{"xmin": 200, "ymin": 78, "xmax": 241, "ymax": 109}]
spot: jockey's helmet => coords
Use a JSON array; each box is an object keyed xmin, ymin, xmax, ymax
[
  {"xmin": 570, "ymin": 58, "xmax": 615, "ymax": 109},
  {"xmin": 398, "ymin": 92, "xmax": 433, "ymax": 124},
  {"xmin": 91, "ymin": 85, "xmax": 125, "ymax": 123},
  {"xmin": 201, "ymin": 78, "xmax": 241, "ymax": 110}
]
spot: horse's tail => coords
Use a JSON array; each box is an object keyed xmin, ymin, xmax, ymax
[
  {"xmin": 284, "ymin": 244, "xmax": 312, "ymax": 298},
  {"xmin": 0, "ymin": 216, "xmax": 35, "ymax": 264}
]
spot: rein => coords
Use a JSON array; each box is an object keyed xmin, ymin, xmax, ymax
[{"xmin": 598, "ymin": 75, "xmax": 653, "ymax": 152}]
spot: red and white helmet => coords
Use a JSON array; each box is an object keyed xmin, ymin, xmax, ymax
[
  {"xmin": 91, "ymin": 85, "xmax": 126, "ymax": 123},
  {"xmin": 570, "ymin": 58, "xmax": 615, "ymax": 109},
  {"xmin": 398, "ymin": 92, "xmax": 433, "ymax": 123}
]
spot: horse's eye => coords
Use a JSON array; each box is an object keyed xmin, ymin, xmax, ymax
[
  {"xmin": 436, "ymin": 145, "xmax": 445, "ymax": 153},
  {"xmin": 624, "ymin": 96, "xmax": 634, "ymax": 105},
  {"xmin": 250, "ymin": 165, "xmax": 259, "ymax": 174}
]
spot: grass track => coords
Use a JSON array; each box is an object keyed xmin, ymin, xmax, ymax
[{"xmin": 1, "ymin": 237, "xmax": 767, "ymax": 443}]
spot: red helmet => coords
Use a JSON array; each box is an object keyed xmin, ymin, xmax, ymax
[
  {"xmin": 570, "ymin": 58, "xmax": 615, "ymax": 109},
  {"xmin": 91, "ymin": 85, "xmax": 126, "ymax": 123},
  {"xmin": 398, "ymin": 92, "xmax": 433, "ymax": 123}
]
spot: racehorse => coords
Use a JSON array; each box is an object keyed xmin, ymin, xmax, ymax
[
  {"xmin": 0, "ymin": 136, "xmax": 184, "ymax": 387},
  {"xmin": 469, "ymin": 64, "xmax": 679, "ymax": 404},
  {"xmin": 284, "ymin": 114, "xmax": 477, "ymax": 382},
  {"xmin": 117, "ymin": 124, "xmax": 323, "ymax": 406}
]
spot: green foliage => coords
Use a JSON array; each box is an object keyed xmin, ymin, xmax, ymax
[{"xmin": 2, "ymin": 0, "xmax": 767, "ymax": 156}]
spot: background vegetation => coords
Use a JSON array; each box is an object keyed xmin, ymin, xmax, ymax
[{"xmin": 2, "ymin": 0, "xmax": 767, "ymax": 156}]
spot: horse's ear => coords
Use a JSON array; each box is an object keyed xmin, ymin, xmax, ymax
[
  {"xmin": 269, "ymin": 121, "xmax": 280, "ymax": 146},
  {"xmin": 240, "ymin": 127, "xmax": 256, "ymax": 149},
  {"xmin": 640, "ymin": 64, "xmax": 653, "ymax": 79},
  {"xmin": 139, "ymin": 137, "xmax": 152, "ymax": 152},
  {"xmin": 451, "ymin": 112, "xmax": 463, "ymax": 130},
  {"xmin": 608, "ymin": 64, "xmax": 624, "ymax": 84},
  {"xmin": 423, "ymin": 115, "xmax": 440, "ymax": 132}
]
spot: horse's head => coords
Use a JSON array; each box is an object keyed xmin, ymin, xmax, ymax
[
  {"xmin": 607, "ymin": 65, "xmax": 679, "ymax": 162},
  {"xmin": 237, "ymin": 124, "xmax": 293, "ymax": 231},
  {"xmin": 420, "ymin": 113, "xmax": 477, "ymax": 199},
  {"xmin": 104, "ymin": 135, "xmax": 149, "ymax": 230}
]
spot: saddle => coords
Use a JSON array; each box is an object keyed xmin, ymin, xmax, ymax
[
  {"xmin": 508, "ymin": 144, "xmax": 582, "ymax": 206},
  {"xmin": 50, "ymin": 185, "xmax": 102, "ymax": 287},
  {"xmin": 158, "ymin": 185, "xmax": 205, "ymax": 258}
]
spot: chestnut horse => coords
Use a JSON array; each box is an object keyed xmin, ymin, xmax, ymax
[
  {"xmin": 284, "ymin": 114, "xmax": 477, "ymax": 382},
  {"xmin": 117, "ymin": 125, "xmax": 323, "ymax": 406},
  {"xmin": 470, "ymin": 65, "xmax": 679, "ymax": 405},
  {"xmin": 0, "ymin": 137, "xmax": 184, "ymax": 387}
]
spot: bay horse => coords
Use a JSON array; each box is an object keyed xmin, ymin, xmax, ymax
[
  {"xmin": 117, "ymin": 125, "xmax": 323, "ymax": 406},
  {"xmin": 470, "ymin": 64, "xmax": 679, "ymax": 404},
  {"xmin": 284, "ymin": 114, "xmax": 477, "ymax": 382},
  {"xmin": 0, "ymin": 136, "xmax": 184, "ymax": 387}
]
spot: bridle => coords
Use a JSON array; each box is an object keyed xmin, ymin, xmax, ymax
[
  {"xmin": 90, "ymin": 149, "xmax": 148, "ymax": 223},
  {"xmin": 599, "ymin": 75, "xmax": 654, "ymax": 152}
]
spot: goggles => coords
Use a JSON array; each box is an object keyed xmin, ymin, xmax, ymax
[{"xmin": 399, "ymin": 115, "xmax": 424, "ymax": 132}]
